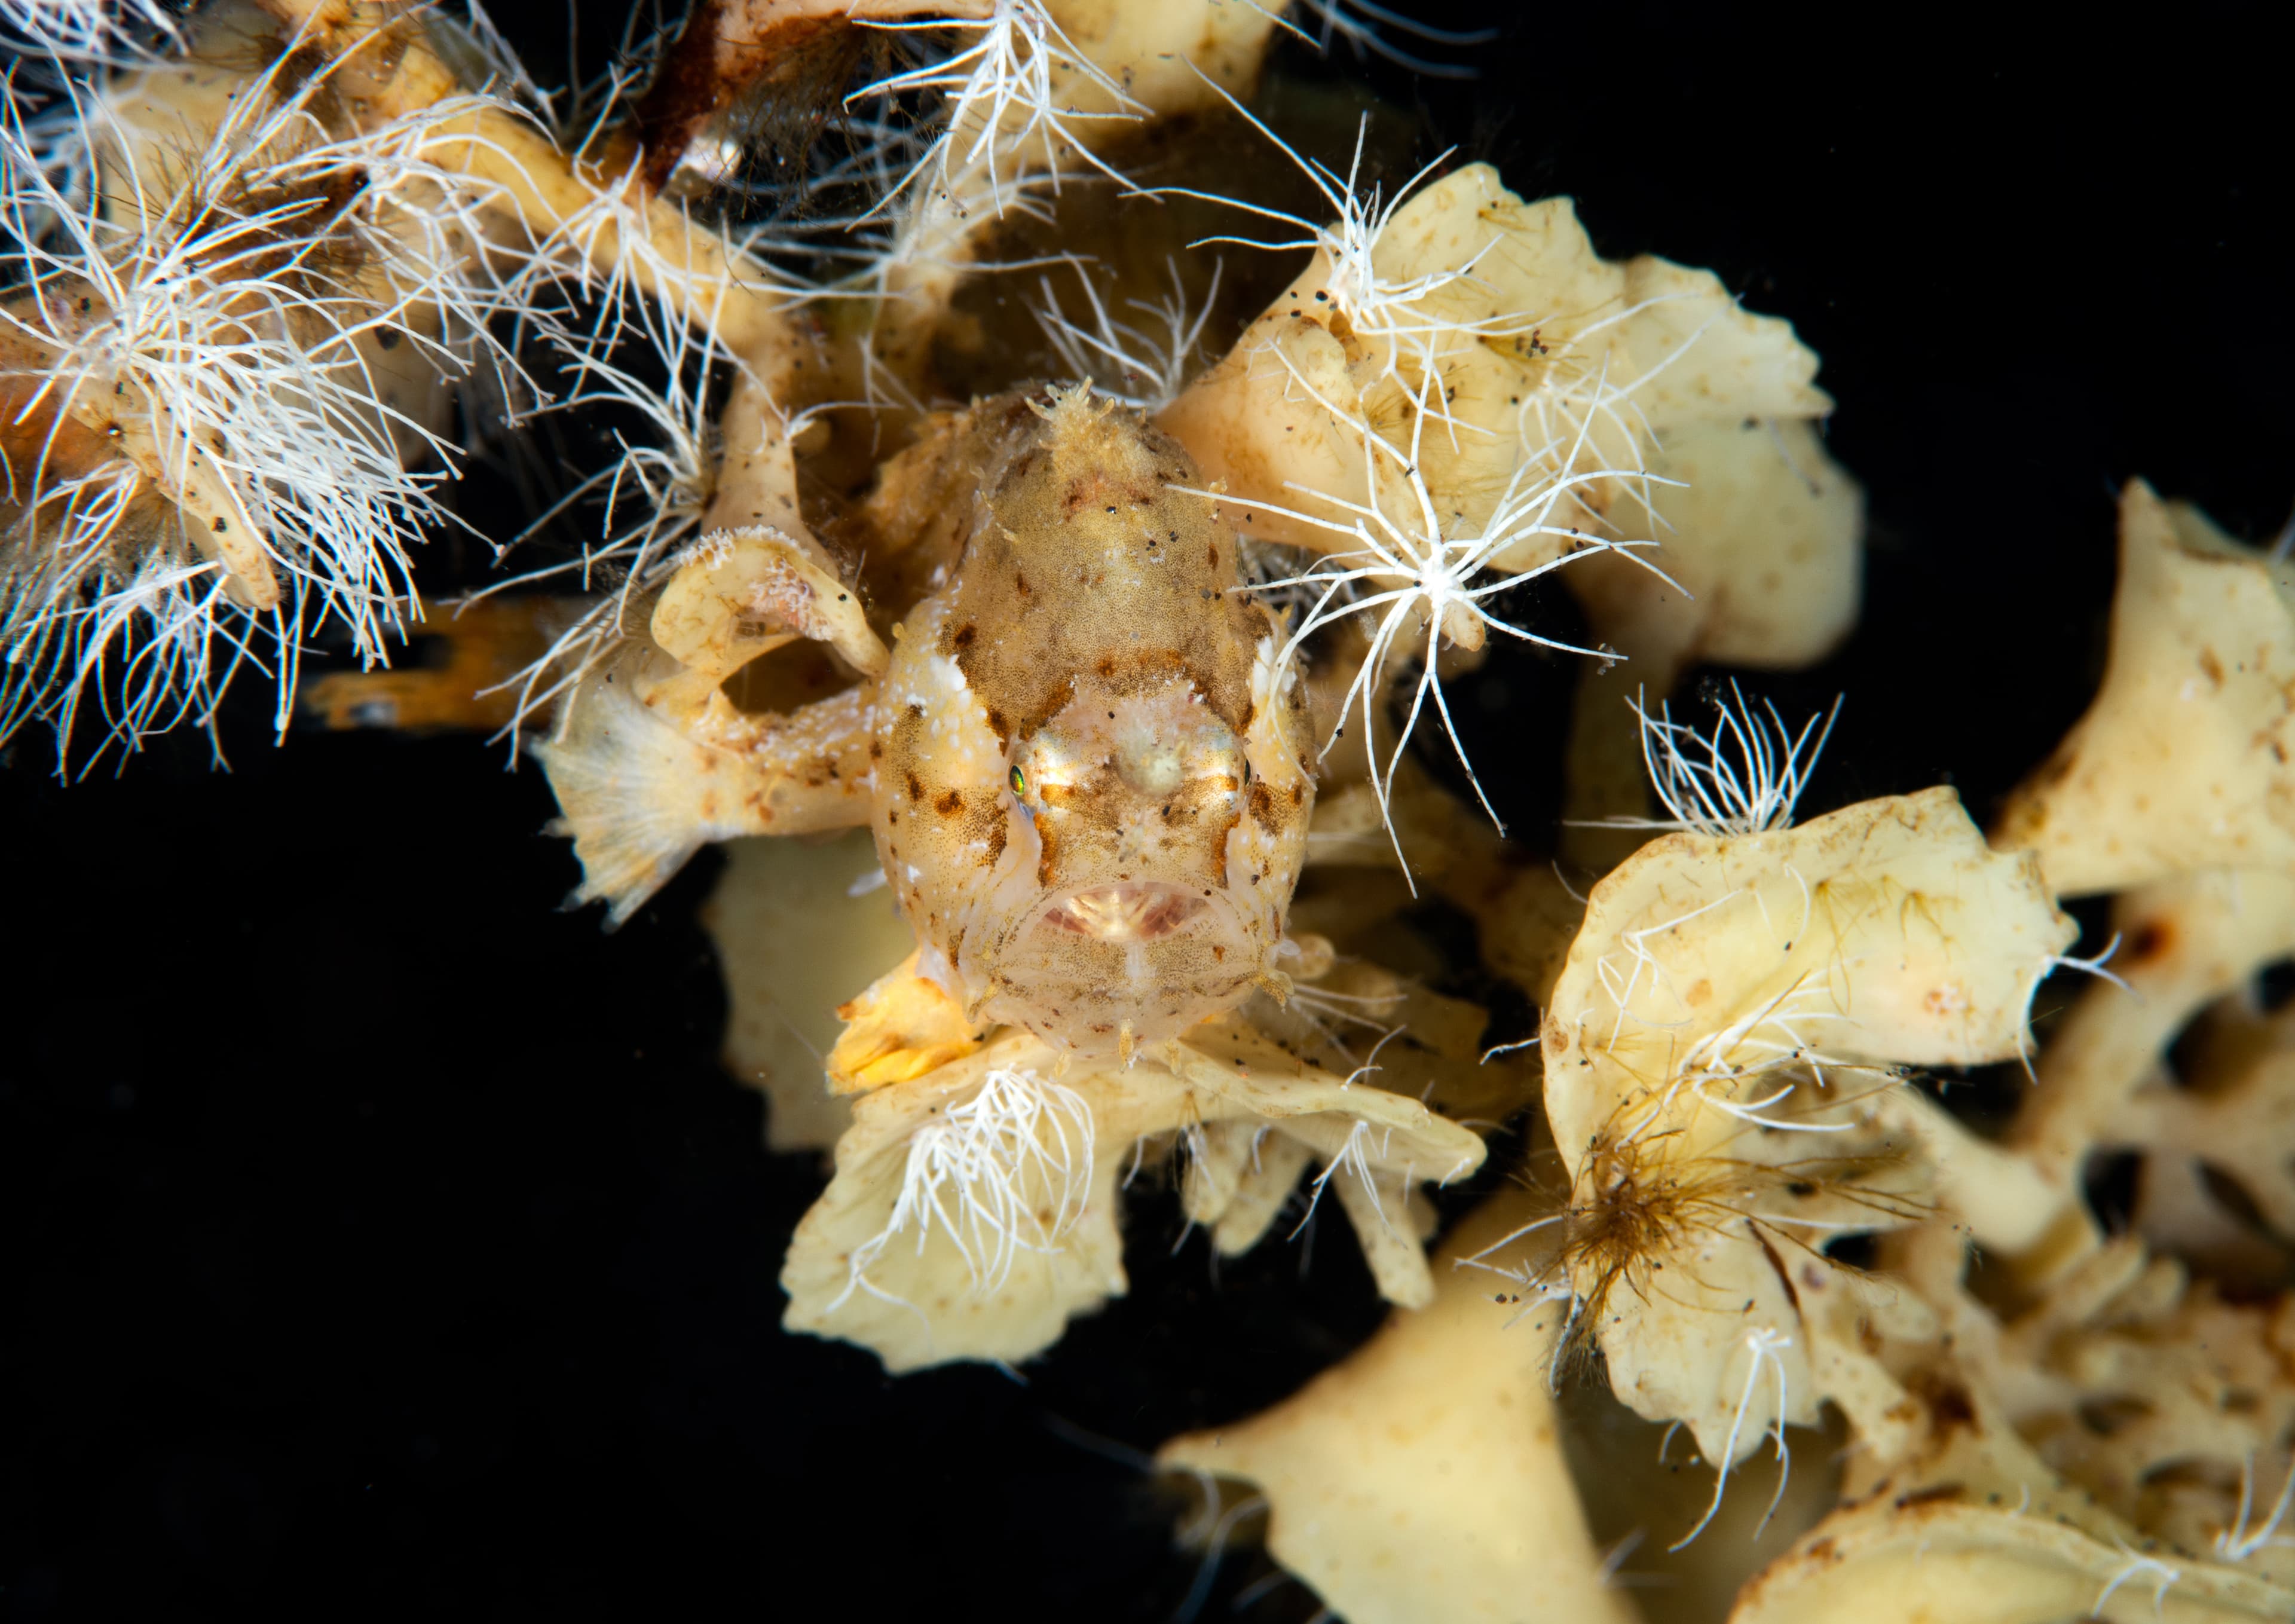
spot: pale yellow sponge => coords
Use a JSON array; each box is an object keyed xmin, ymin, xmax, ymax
[
  {"xmin": 1157, "ymin": 1191, "xmax": 1639, "ymax": 1624},
  {"xmin": 1537, "ymin": 785, "xmax": 2073, "ymax": 1475},
  {"xmin": 703, "ymin": 831, "xmax": 918, "ymax": 1154},
  {"xmin": 1997, "ymin": 481, "xmax": 2295, "ymax": 897},
  {"xmin": 780, "ymin": 1009, "xmax": 1483, "ymax": 1371},
  {"xmin": 1161, "ymin": 166, "xmax": 1832, "ymax": 574}
]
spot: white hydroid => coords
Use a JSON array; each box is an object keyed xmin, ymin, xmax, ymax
[{"xmin": 0, "ymin": 50, "xmax": 560, "ymax": 763}]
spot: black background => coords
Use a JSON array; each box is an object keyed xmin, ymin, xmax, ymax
[{"xmin": 3, "ymin": 2, "xmax": 2290, "ymax": 1619}]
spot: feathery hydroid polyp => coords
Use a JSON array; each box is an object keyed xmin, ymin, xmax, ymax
[
  {"xmin": 482, "ymin": 293, "xmax": 727, "ymax": 745},
  {"xmin": 0, "ymin": 48, "xmax": 566, "ymax": 763},
  {"xmin": 2216, "ymin": 1454, "xmax": 2295, "ymax": 1563},
  {"xmin": 1601, "ymin": 682, "xmax": 1842, "ymax": 837},
  {"xmin": 1670, "ymin": 1325, "xmax": 1794, "ymax": 1549},
  {"xmin": 847, "ymin": 0, "xmax": 1145, "ymax": 221},
  {"xmin": 1159, "ymin": 77, "xmax": 1533, "ymax": 424},
  {"xmin": 1280, "ymin": 0, "xmax": 1497, "ymax": 80},
  {"xmin": 834, "ymin": 1066, "xmax": 1096, "ymax": 1305},
  {"xmin": 1279, "ymin": 980, "xmax": 1406, "ymax": 1067},
  {"xmin": 1293, "ymin": 1118, "xmax": 1391, "ymax": 1235},
  {"xmin": 0, "ymin": 0, "xmax": 178, "ymax": 63},
  {"xmin": 1161, "ymin": 106, "xmax": 1769, "ymax": 571},
  {"xmin": 2092, "ymin": 1546, "xmax": 2182, "ymax": 1616},
  {"xmin": 1191, "ymin": 363, "xmax": 1675, "ymax": 871},
  {"xmin": 1031, "ymin": 258, "xmax": 1222, "ymax": 411},
  {"xmin": 1501, "ymin": 292, "xmax": 1720, "ymax": 542},
  {"xmin": 2212, "ymin": 1449, "xmax": 2295, "ymax": 1568},
  {"xmin": 543, "ymin": 149, "xmax": 795, "ymax": 356},
  {"xmin": 4, "ymin": 78, "xmax": 97, "ymax": 236}
]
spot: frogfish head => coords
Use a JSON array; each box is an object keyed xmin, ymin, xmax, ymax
[{"xmin": 867, "ymin": 387, "xmax": 1315, "ymax": 1059}]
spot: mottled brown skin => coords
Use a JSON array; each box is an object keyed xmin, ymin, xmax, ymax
[{"xmin": 868, "ymin": 386, "xmax": 1314, "ymax": 1057}]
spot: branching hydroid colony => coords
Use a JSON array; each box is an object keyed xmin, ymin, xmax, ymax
[{"xmin": 0, "ymin": 33, "xmax": 556, "ymax": 761}]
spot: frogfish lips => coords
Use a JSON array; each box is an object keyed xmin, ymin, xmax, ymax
[
  {"xmin": 1037, "ymin": 882, "xmax": 1206, "ymax": 941},
  {"xmin": 984, "ymin": 880, "xmax": 1259, "ymax": 1054}
]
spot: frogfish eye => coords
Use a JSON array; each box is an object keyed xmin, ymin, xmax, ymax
[{"xmin": 1009, "ymin": 763, "xmax": 1027, "ymax": 797}]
